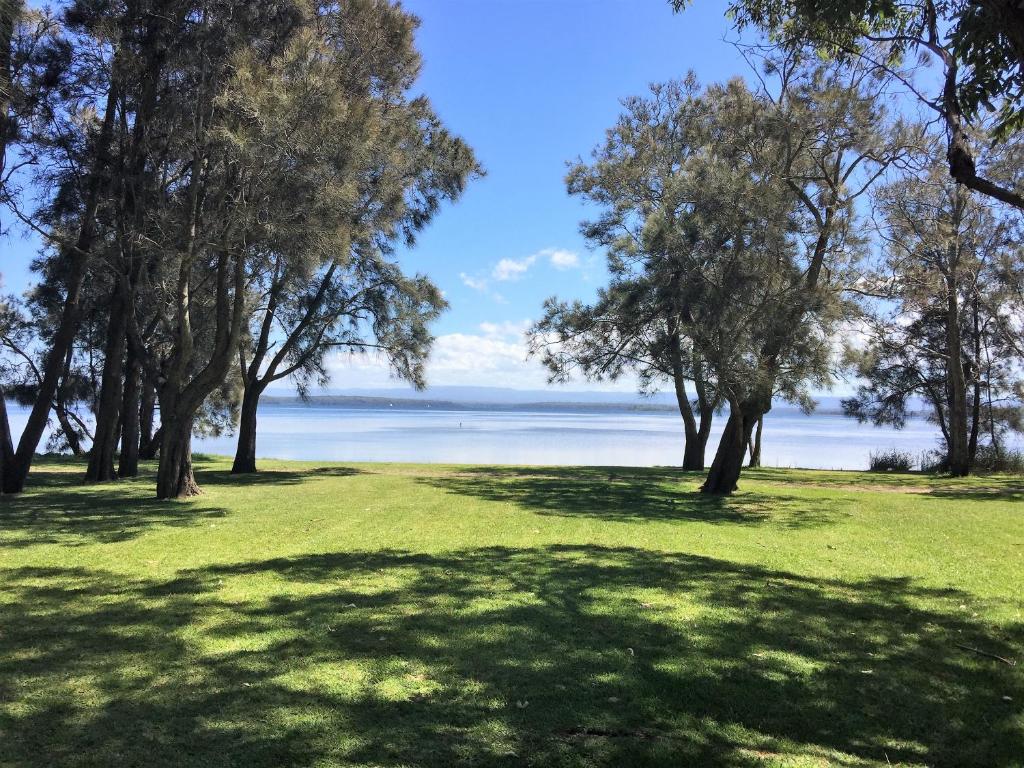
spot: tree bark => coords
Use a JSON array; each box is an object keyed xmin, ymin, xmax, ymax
[
  {"xmin": 54, "ymin": 344, "xmax": 83, "ymax": 456},
  {"xmin": 138, "ymin": 375, "xmax": 157, "ymax": 459},
  {"xmin": 0, "ymin": 386, "xmax": 13, "ymax": 495},
  {"xmin": 155, "ymin": 414, "xmax": 200, "ymax": 498},
  {"xmin": 85, "ymin": 285, "xmax": 128, "ymax": 482},
  {"xmin": 747, "ymin": 414, "xmax": 763, "ymax": 468},
  {"xmin": 702, "ymin": 397, "xmax": 766, "ymax": 494},
  {"xmin": 3, "ymin": 67, "xmax": 120, "ymax": 493},
  {"xmin": 231, "ymin": 382, "xmax": 260, "ymax": 474},
  {"xmin": 943, "ymin": 238, "xmax": 970, "ymax": 477},
  {"xmin": 118, "ymin": 344, "xmax": 142, "ymax": 477}
]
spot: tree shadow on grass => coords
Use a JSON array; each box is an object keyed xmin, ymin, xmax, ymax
[
  {"xmin": 0, "ymin": 471, "xmax": 225, "ymax": 549},
  {"xmin": 195, "ymin": 464, "xmax": 366, "ymax": 488},
  {"xmin": 2, "ymin": 545, "xmax": 1019, "ymax": 767},
  {"xmin": 0, "ymin": 462, "xmax": 365, "ymax": 548},
  {"xmin": 417, "ymin": 466, "xmax": 844, "ymax": 528}
]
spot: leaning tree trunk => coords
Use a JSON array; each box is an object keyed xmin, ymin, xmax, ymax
[
  {"xmin": 138, "ymin": 376, "xmax": 158, "ymax": 460},
  {"xmin": 0, "ymin": 386, "xmax": 13, "ymax": 495},
  {"xmin": 747, "ymin": 415, "xmax": 763, "ymax": 468},
  {"xmin": 118, "ymin": 346, "xmax": 142, "ymax": 477},
  {"xmin": 3, "ymin": 75, "xmax": 120, "ymax": 494},
  {"xmin": 85, "ymin": 286, "xmax": 128, "ymax": 482},
  {"xmin": 702, "ymin": 398, "xmax": 765, "ymax": 495},
  {"xmin": 231, "ymin": 382, "xmax": 261, "ymax": 474},
  {"xmin": 155, "ymin": 413, "xmax": 200, "ymax": 499}
]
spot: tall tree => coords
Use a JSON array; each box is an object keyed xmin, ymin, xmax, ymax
[
  {"xmin": 844, "ymin": 146, "xmax": 1023, "ymax": 474},
  {"xmin": 530, "ymin": 277, "xmax": 719, "ymax": 471},
  {"xmin": 227, "ymin": 14, "xmax": 476, "ymax": 474}
]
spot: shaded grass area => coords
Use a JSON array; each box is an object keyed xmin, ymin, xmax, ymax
[{"xmin": 1, "ymin": 458, "xmax": 1022, "ymax": 767}]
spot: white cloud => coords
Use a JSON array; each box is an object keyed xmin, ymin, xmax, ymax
[
  {"xmin": 541, "ymin": 248, "xmax": 580, "ymax": 270},
  {"xmin": 459, "ymin": 272, "xmax": 489, "ymax": 292},
  {"xmin": 302, "ymin": 320, "xmax": 641, "ymax": 392},
  {"xmin": 492, "ymin": 255, "xmax": 537, "ymax": 282},
  {"xmin": 460, "ymin": 247, "xmax": 583, "ymax": 291}
]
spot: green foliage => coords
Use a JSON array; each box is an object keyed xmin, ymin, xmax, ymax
[{"xmin": 677, "ymin": 0, "xmax": 1024, "ymax": 138}]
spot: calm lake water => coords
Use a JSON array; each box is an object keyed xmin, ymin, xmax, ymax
[
  {"xmin": 199, "ymin": 404, "xmax": 942, "ymax": 470},
  {"xmin": 6, "ymin": 402, "xmax": 947, "ymax": 471}
]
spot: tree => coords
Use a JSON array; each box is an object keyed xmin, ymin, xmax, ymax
[
  {"xmin": 1, "ymin": 0, "xmax": 123, "ymax": 492},
  {"xmin": 674, "ymin": 0, "xmax": 1024, "ymax": 211},
  {"xmin": 227, "ymin": 15, "xmax": 476, "ymax": 474},
  {"xmin": 530, "ymin": 276, "xmax": 719, "ymax": 471},
  {"xmin": 843, "ymin": 146, "xmax": 1023, "ymax": 474},
  {"xmin": 112, "ymin": 0, "xmax": 476, "ymax": 498},
  {"xmin": 551, "ymin": 76, "xmax": 851, "ymax": 492},
  {"xmin": 233, "ymin": 258, "xmax": 447, "ymax": 474}
]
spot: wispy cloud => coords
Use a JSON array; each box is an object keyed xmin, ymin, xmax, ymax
[
  {"xmin": 461, "ymin": 247, "xmax": 583, "ymax": 293},
  {"xmin": 492, "ymin": 255, "xmax": 537, "ymax": 281},
  {"xmin": 543, "ymin": 248, "xmax": 579, "ymax": 270},
  {"xmin": 459, "ymin": 272, "xmax": 489, "ymax": 292}
]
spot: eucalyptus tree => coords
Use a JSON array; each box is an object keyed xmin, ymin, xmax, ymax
[
  {"xmin": 0, "ymin": 0, "xmax": 131, "ymax": 492},
  {"xmin": 530, "ymin": 276, "xmax": 719, "ymax": 471},
  {"xmin": 843, "ymin": 148, "xmax": 1023, "ymax": 474},
  {"xmin": 534, "ymin": 78, "xmax": 724, "ymax": 470},
  {"xmin": 674, "ymin": 0, "xmax": 1024, "ymax": 211},
  {"xmin": 692, "ymin": 55, "xmax": 908, "ymax": 493},
  {"xmin": 113, "ymin": 0, "xmax": 476, "ymax": 498},
  {"xmin": 228, "ymin": 11, "xmax": 476, "ymax": 474}
]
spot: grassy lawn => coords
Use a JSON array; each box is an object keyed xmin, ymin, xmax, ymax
[{"xmin": 1, "ymin": 458, "xmax": 1022, "ymax": 767}]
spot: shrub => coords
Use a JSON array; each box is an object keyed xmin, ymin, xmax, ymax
[
  {"xmin": 919, "ymin": 450, "xmax": 947, "ymax": 474},
  {"xmin": 868, "ymin": 448, "xmax": 915, "ymax": 472},
  {"xmin": 974, "ymin": 444, "xmax": 1024, "ymax": 474}
]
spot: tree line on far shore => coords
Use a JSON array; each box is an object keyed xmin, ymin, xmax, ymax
[{"xmin": 1, "ymin": 0, "xmax": 1022, "ymax": 498}]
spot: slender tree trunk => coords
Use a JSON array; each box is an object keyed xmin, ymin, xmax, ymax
[
  {"xmin": 138, "ymin": 375, "xmax": 157, "ymax": 459},
  {"xmin": 0, "ymin": 386, "xmax": 13, "ymax": 495},
  {"xmin": 155, "ymin": 413, "xmax": 199, "ymax": 498},
  {"xmin": 119, "ymin": 345, "xmax": 142, "ymax": 477},
  {"xmin": 85, "ymin": 286, "xmax": 128, "ymax": 482},
  {"xmin": 747, "ymin": 414, "xmax": 763, "ymax": 468},
  {"xmin": 672, "ymin": 371, "xmax": 702, "ymax": 471},
  {"xmin": 231, "ymin": 382, "xmax": 261, "ymax": 474},
  {"xmin": 944, "ymin": 248, "xmax": 970, "ymax": 477},
  {"xmin": 702, "ymin": 397, "xmax": 767, "ymax": 495},
  {"xmin": 54, "ymin": 344, "xmax": 83, "ymax": 456},
  {"xmin": 3, "ymin": 73, "xmax": 120, "ymax": 493}
]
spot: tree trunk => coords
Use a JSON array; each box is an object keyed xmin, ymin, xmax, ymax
[
  {"xmin": 944, "ymin": 247, "xmax": 970, "ymax": 477},
  {"xmin": 747, "ymin": 414, "xmax": 763, "ymax": 468},
  {"xmin": 55, "ymin": 344, "xmax": 83, "ymax": 457},
  {"xmin": 231, "ymin": 383, "xmax": 260, "ymax": 474},
  {"xmin": 667, "ymin": 326, "xmax": 706, "ymax": 471},
  {"xmin": 119, "ymin": 346, "xmax": 142, "ymax": 477},
  {"xmin": 155, "ymin": 414, "xmax": 200, "ymax": 499},
  {"xmin": 138, "ymin": 375, "xmax": 157, "ymax": 459},
  {"xmin": 702, "ymin": 398, "xmax": 766, "ymax": 495},
  {"xmin": 85, "ymin": 286, "xmax": 128, "ymax": 482},
  {"xmin": 672, "ymin": 373, "xmax": 703, "ymax": 471},
  {"xmin": 0, "ymin": 386, "xmax": 13, "ymax": 495},
  {"xmin": 3, "ymin": 70, "xmax": 120, "ymax": 494}
]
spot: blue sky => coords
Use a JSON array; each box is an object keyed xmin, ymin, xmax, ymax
[{"xmin": 1, "ymin": 0, "xmax": 753, "ymax": 392}]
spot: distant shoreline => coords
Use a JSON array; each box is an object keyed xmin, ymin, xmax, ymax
[{"xmin": 260, "ymin": 394, "xmax": 857, "ymax": 417}]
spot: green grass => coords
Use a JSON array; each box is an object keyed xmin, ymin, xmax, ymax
[{"xmin": 1, "ymin": 457, "xmax": 1022, "ymax": 767}]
